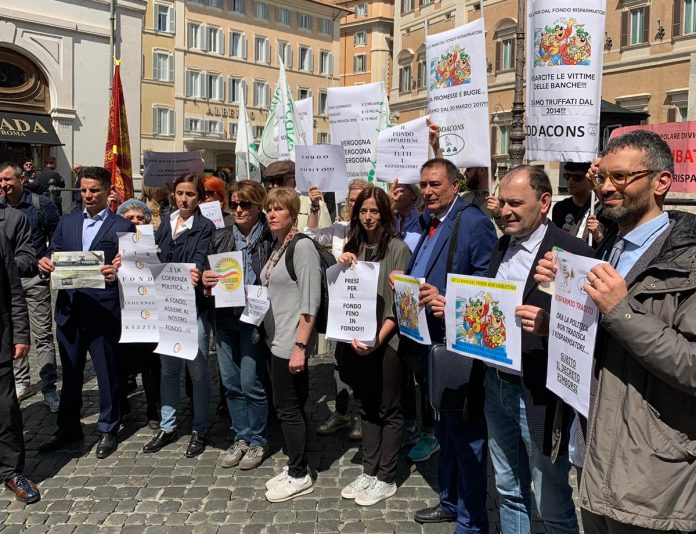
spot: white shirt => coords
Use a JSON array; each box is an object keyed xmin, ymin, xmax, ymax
[
  {"xmin": 170, "ymin": 209, "xmax": 194, "ymax": 239},
  {"xmin": 495, "ymin": 219, "xmax": 549, "ymax": 283}
]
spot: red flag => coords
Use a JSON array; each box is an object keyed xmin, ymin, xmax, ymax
[{"xmin": 104, "ymin": 59, "xmax": 133, "ymax": 205}]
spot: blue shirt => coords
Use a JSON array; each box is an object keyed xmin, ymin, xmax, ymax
[
  {"xmin": 82, "ymin": 208, "xmax": 109, "ymax": 251},
  {"xmin": 615, "ymin": 212, "xmax": 670, "ymax": 277}
]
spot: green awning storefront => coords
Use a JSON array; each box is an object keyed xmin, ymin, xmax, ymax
[{"xmin": 0, "ymin": 111, "xmax": 62, "ymax": 145}]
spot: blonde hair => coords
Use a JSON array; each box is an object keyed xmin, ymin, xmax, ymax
[
  {"xmin": 340, "ymin": 178, "xmax": 371, "ymax": 220},
  {"xmin": 264, "ymin": 187, "xmax": 301, "ymax": 222},
  {"xmin": 231, "ymin": 180, "xmax": 266, "ymax": 206}
]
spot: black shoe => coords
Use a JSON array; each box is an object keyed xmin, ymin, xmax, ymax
[
  {"xmin": 37, "ymin": 429, "xmax": 84, "ymax": 453},
  {"xmin": 95, "ymin": 432, "xmax": 118, "ymax": 459},
  {"xmin": 142, "ymin": 429, "xmax": 176, "ymax": 453},
  {"xmin": 185, "ymin": 431, "xmax": 207, "ymax": 458},
  {"xmin": 414, "ymin": 505, "xmax": 457, "ymax": 524},
  {"xmin": 5, "ymin": 473, "xmax": 40, "ymax": 504}
]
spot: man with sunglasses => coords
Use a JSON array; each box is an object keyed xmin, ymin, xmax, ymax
[
  {"xmin": 535, "ymin": 130, "xmax": 696, "ymax": 533},
  {"xmin": 552, "ymin": 162, "xmax": 595, "ymax": 238}
]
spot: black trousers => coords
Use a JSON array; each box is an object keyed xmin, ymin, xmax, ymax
[
  {"xmin": 400, "ymin": 340, "xmax": 433, "ymax": 429},
  {"xmin": 0, "ymin": 360, "xmax": 24, "ymax": 480},
  {"xmin": 271, "ymin": 354, "xmax": 309, "ymax": 478},
  {"xmin": 581, "ymin": 510, "xmax": 681, "ymax": 534},
  {"xmin": 342, "ymin": 344, "xmax": 404, "ymax": 484},
  {"xmin": 119, "ymin": 342, "xmax": 160, "ymax": 421}
]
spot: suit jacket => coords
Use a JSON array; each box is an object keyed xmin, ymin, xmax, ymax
[
  {"xmin": 0, "ymin": 233, "xmax": 29, "ymax": 364},
  {"xmin": 0, "ymin": 200, "xmax": 37, "ymax": 278},
  {"xmin": 486, "ymin": 220, "xmax": 594, "ymax": 455},
  {"xmin": 46, "ymin": 210, "xmax": 135, "ymax": 327}
]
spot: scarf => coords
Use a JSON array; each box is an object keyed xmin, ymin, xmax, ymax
[
  {"xmin": 261, "ymin": 227, "xmax": 299, "ymax": 287},
  {"xmin": 233, "ymin": 218, "xmax": 266, "ymax": 285}
]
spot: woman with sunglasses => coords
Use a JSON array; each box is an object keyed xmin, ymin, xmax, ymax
[
  {"xmin": 202, "ymin": 175, "xmax": 234, "ymax": 227},
  {"xmin": 202, "ymin": 180, "xmax": 274, "ymax": 470},
  {"xmin": 336, "ymin": 187, "xmax": 411, "ymax": 506}
]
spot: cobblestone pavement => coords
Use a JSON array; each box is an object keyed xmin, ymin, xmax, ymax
[{"xmin": 3, "ymin": 349, "xmax": 583, "ymax": 533}]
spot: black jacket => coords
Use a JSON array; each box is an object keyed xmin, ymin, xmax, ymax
[
  {"xmin": 0, "ymin": 232, "xmax": 29, "ymax": 364},
  {"xmin": 0, "ymin": 200, "xmax": 37, "ymax": 278}
]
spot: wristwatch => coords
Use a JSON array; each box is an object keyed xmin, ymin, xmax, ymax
[{"xmin": 295, "ymin": 342, "xmax": 308, "ymax": 350}]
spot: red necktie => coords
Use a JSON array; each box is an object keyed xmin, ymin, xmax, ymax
[{"xmin": 428, "ymin": 217, "xmax": 440, "ymax": 238}]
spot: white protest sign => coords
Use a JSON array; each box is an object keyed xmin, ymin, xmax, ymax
[
  {"xmin": 376, "ymin": 116, "xmax": 430, "ymax": 184},
  {"xmin": 393, "ymin": 274, "xmax": 431, "ymax": 345},
  {"xmin": 152, "ymin": 263, "xmax": 199, "ymax": 360},
  {"xmin": 547, "ymin": 251, "xmax": 603, "ymax": 416},
  {"xmin": 295, "ymin": 145, "xmax": 348, "ymax": 196},
  {"xmin": 118, "ymin": 260, "xmax": 160, "ymax": 343},
  {"xmin": 208, "ymin": 252, "xmax": 246, "ymax": 308},
  {"xmin": 325, "ymin": 262, "xmax": 379, "ymax": 345},
  {"xmin": 526, "ymin": 0, "xmax": 606, "ymax": 161},
  {"xmin": 328, "ymin": 82, "xmax": 386, "ymax": 181},
  {"xmin": 296, "ymin": 97, "xmax": 314, "ymax": 145},
  {"xmin": 143, "ymin": 151, "xmax": 204, "ymax": 187},
  {"xmin": 444, "ymin": 275, "xmax": 524, "ymax": 372},
  {"xmin": 240, "ymin": 285, "xmax": 271, "ymax": 326},
  {"xmin": 118, "ymin": 226, "xmax": 158, "ymax": 261},
  {"xmin": 200, "ymin": 201, "xmax": 226, "ymax": 229},
  {"xmin": 426, "ymin": 19, "xmax": 491, "ymax": 167}
]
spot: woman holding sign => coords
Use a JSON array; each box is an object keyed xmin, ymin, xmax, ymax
[
  {"xmin": 261, "ymin": 188, "xmax": 322, "ymax": 503},
  {"xmin": 336, "ymin": 187, "xmax": 411, "ymax": 506},
  {"xmin": 202, "ymin": 180, "xmax": 274, "ymax": 471},
  {"xmin": 142, "ymin": 173, "xmax": 215, "ymax": 458}
]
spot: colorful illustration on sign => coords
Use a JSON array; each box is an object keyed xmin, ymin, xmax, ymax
[
  {"xmin": 453, "ymin": 291, "xmax": 511, "ymax": 364},
  {"xmin": 429, "ymin": 45, "xmax": 472, "ymax": 90},
  {"xmin": 534, "ymin": 18, "xmax": 591, "ymax": 67},
  {"xmin": 214, "ymin": 257, "xmax": 242, "ymax": 293},
  {"xmin": 395, "ymin": 285, "xmax": 423, "ymax": 341}
]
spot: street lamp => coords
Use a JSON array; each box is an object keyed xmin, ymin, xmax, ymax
[{"xmin": 508, "ymin": 0, "xmax": 526, "ymax": 167}]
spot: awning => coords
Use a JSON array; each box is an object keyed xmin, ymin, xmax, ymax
[{"xmin": 0, "ymin": 111, "xmax": 62, "ymax": 145}]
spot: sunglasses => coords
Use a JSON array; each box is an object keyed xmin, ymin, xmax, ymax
[
  {"xmin": 204, "ymin": 190, "xmax": 218, "ymax": 197},
  {"xmin": 563, "ymin": 173, "xmax": 587, "ymax": 182},
  {"xmin": 229, "ymin": 200, "xmax": 255, "ymax": 210},
  {"xmin": 591, "ymin": 169, "xmax": 656, "ymax": 190}
]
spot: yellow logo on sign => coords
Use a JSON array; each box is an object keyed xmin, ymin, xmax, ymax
[{"xmin": 215, "ymin": 257, "xmax": 242, "ymax": 293}]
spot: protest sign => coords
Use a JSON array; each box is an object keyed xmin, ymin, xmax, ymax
[
  {"xmin": 118, "ymin": 227, "xmax": 158, "ymax": 260},
  {"xmin": 325, "ymin": 262, "xmax": 379, "ymax": 345},
  {"xmin": 426, "ymin": 19, "xmax": 491, "ymax": 168},
  {"xmin": 610, "ymin": 121, "xmax": 696, "ymax": 193},
  {"xmin": 393, "ymin": 274, "xmax": 431, "ymax": 345},
  {"xmin": 153, "ymin": 263, "xmax": 199, "ymax": 360},
  {"xmin": 200, "ymin": 201, "xmax": 226, "ymax": 229},
  {"xmin": 547, "ymin": 251, "xmax": 603, "ymax": 417},
  {"xmin": 208, "ymin": 252, "xmax": 246, "ymax": 308},
  {"xmin": 143, "ymin": 151, "xmax": 204, "ymax": 187},
  {"xmin": 444, "ymin": 275, "xmax": 524, "ymax": 371},
  {"xmin": 240, "ymin": 285, "xmax": 271, "ymax": 326},
  {"xmin": 118, "ymin": 260, "xmax": 160, "ymax": 343},
  {"xmin": 51, "ymin": 251, "xmax": 105, "ymax": 290},
  {"xmin": 296, "ymin": 97, "xmax": 314, "ymax": 145},
  {"xmin": 328, "ymin": 82, "xmax": 387, "ymax": 181},
  {"xmin": 375, "ymin": 116, "xmax": 430, "ymax": 184},
  {"xmin": 525, "ymin": 0, "xmax": 606, "ymax": 161},
  {"xmin": 295, "ymin": 145, "xmax": 348, "ymax": 195}
]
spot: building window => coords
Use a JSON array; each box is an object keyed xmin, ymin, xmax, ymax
[
  {"xmin": 153, "ymin": 107, "xmax": 174, "ymax": 136},
  {"xmin": 230, "ymin": 31, "xmax": 247, "ymax": 58},
  {"xmin": 299, "ymin": 46, "xmax": 313, "ymax": 72},
  {"xmin": 206, "ymin": 120, "xmax": 224, "ymax": 135},
  {"xmin": 317, "ymin": 132, "xmax": 329, "ymax": 144},
  {"xmin": 401, "ymin": 0, "xmax": 413, "ymax": 13},
  {"xmin": 319, "ymin": 51, "xmax": 333, "ymax": 75},
  {"xmin": 185, "ymin": 117, "xmax": 203, "ymax": 133},
  {"xmin": 354, "ymin": 31, "xmax": 367, "ymax": 46},
  {"xmin": 254, "ymin": 1, "xmax": 269, "ymax": 21},
  {"xmin": 675, "ymin": 0, "xmax": 696, "ymax": 36},
  {"xmin": 622, "ymin": 7, "xmax": 650, "ymax": 46},
  {"xmin": 298, "ymin": 88, "xmax": 311, "ymax": 100},
  {"xmin": 190, "ymin": 0, "xmax": 223, "ymax": 6},
  {"xmin": 185, "ymin": 70, "xmax": 204, "ymax": 98},
  {"xmin": 229, "ymin": 77, "xmax": 245, "ymax": 103},
  {"xmin": 353, "ymin": 54, "xmax": 366, "ymax": 73},
  {"xmin": 497, "ymin": 125, "xmax": 509, "ymax": 155},
  {"xmin": 319, "ymin": 19, "xmax": 333, "ymax": 35},
  {"xmin": 153, "ymin": 51, "xmax": 174, "ymax": 82},
  {"xmin": 496, "ymin": 38, "xmax": 515, "ymax": 72},
  {"xmin": 318, "ymin": 90, "xmax": 328, "ymax": 115},
  {"xmin": 230, "ymin": 0, "xmax": 245, "ymax": 15},
  {"xmin": 207, "ymin": 73, "xmax": 223, "ymax": 101},
  {"xmin": 188, "ymin": 22, "xmax": 205, "ymax": 50},
  {"xmin": 417, "ymin": 57, "xmax": 426, "ymax": 88},
  {"xmin": 253, "ymin": 80, "xmax": 270, "ymax": 107},
  {"xmin": 420, "ymin": 0, "xmax": 433, "ymax": 6},
  {"xmin": 276, "ymin": 7, "xmax": 291, "ymax": 25},
  {"xmin": 299, "ymin": 14, "xmax": 312, "ymax": 31},
  {"xmin": 255, "ymin": 37, "xmax": 270, "ymax": 64},
  {"xmin": 155, "ymin": 3, "xmax": 175, "ymax": 33},
  {"xmin": 229, "ymin": 122, "xmax": 238, "ymax": 138},
  {"xmin": 253, "ymin": 125, "xmax": 264, "ymax": 139},
  {"xmin": 207, "ymin": 26, "xmax": 223, "ymax": 54},
  {"xmin": 354, "ymin": 3, "xmax": 367, "ymax": 17},
  {"xmin": 399, "ymin": 65, "xmax": 411, "ymax": 93},
  {"xmin": 278, "ymin": 41, "xmax": 293, "ymax": 67}
]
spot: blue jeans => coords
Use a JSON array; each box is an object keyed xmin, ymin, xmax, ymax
[
  {"xmin": 216, "ymin": 320, "xmax": 268, "ymax": 446},
  {"xmin": 484, "ymin": 369, "xmax": 579, "ymax": 534},
  {"xmin": 159, "ymin": 310, "xmax": 211, "ymax": 433}
]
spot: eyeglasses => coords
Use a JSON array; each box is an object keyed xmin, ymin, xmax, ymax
[
  {"xmin": 591, "ymin": 169, "xmax": 657, "ymax": 189},
  {"xmin": 563, "ymin": 173, "xmax": 587, "ymax": 182},
  {"xmin": 229, "ymin": 200, "xmax": 255, "ymax": 210},
  {"xmin": 204, "ymin": 190, "xmax": 217, "ymax": 197}
]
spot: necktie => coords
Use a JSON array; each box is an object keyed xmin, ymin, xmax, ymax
[
  {"xmin": 607, "ymin": 237, "xmax": 625, "ymax": 268},
  {"xmin": 428, "ymin": 218, "xmax": 440, "ymax": 238}
]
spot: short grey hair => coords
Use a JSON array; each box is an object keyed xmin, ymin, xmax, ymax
[
  {"xmin": 0, "ymin": 162, "xmax": 22, "ymax": 178},
  {"xmin": 602, "ymin": 130, "xmax": 674, "ymax": 175}
]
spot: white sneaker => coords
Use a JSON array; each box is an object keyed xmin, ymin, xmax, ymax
[
  {"xmin": 265, "ymin": 466, "xmax": 289, "ymax": 490},
  {"xmin": 265, "ymin": 473, "xmax": 314, "ymax": 503},
  {"xmin": 341, "ymin": 473, "xmax": 377, "ymax": 500},
  {"xmin": 355, "ymin": 480, "xmax": 397, "ymax": 506},
  {"xmin": 43, "ymin": 391, "xmax": 60, "ymax": 413},
  {"xmin": 15, "ymin": 383, "xmax": 32, "ymax": 401}
]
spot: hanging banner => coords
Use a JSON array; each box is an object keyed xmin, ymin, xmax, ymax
[
  {"xmin": 426, "ymin": 19, "xmax": 491, "ymax": 168},
  {"xmin": 526, "ymin": 0, "xmax": 606, "ymax": 161},
  {"xmin": 295, "ymin": 145, "xmax": 348, "ymax": 196},
  {"xmin": 609, "ymin": 121, "xmax": 696, "ymax": 193},
  {"xmin": 328, "ymin": 82, "xmax": 386, "ymax": 180},
  {"xmin": 393, "ymin": 274, "xmax": 431, "ymax": 345},
  {"xmin": 376, "ymin": 116, "xmax": 430, "ymax": 184},
  {"xmin": 153, "ymin": 263, "xmax": 199, "ymax": 360},
  {"xmin": 325, "ymin": 262, "xmax": 380, "ymax": 345},
  {"xmin": 444, "ymin": 275, "xmax": 524, "ymax": 372},
  {"xmin": 547, "ymin": 251, "xmax": 603, "ymax": 417},
  {"xmin": 200, "ymin": 200, "xmax": 226, "ymax": 229},
  {"xmin": 208, "ymin": 252, "xmax": 246, "ymax": 308},
  {"xmin": 296, "ymin": 97, "xmax": 314, "ymax": 145}
]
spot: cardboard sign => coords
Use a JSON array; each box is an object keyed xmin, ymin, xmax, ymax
[
  {"xmin": 295, "ymin": 145, "xmax": 348, "ymax": 196},
  {"xmin": 143, "ymin": 151, "xmax": 204, "ymax": 187},
  {"xmin": 376, "ymin": 116, "xmax": 430, "ymax": 184}
]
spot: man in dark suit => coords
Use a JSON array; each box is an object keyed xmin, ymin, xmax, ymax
[
  {"xmin": 401, "ymin": 158, "xmax": 497, "ymax": 532},
  {"xmin": 37, "ymin": 166, "xmax": 135, "ymax": 459},
  {"xmin": 0, "ymin": 232, "xmax": 40, "ymax": 504}
]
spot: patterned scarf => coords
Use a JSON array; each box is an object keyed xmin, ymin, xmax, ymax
[
  {"xmin": 232, "ymin": 218, "xmax": 266, "ymax": 285},
  {"xmin": 261, "ymin": 227, "xmax": 299, "ymax": 287}
]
